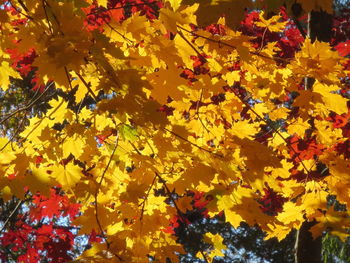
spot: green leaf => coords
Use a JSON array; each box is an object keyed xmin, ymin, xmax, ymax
[{"xmin": 119, "ymin": 124, "xmax": 138, "ymax": 142}]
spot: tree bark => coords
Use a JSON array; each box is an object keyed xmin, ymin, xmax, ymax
[
  {"xmin": 309, "ymin": 10, "xmax": 333, "ymax": 43},
  {"xmin": 294, "ymin": 221, "xmax": 322, "ymax": 263},
  {"xmin": 295, "ymin": 8, "xmax": 333, "ymax": 263}
]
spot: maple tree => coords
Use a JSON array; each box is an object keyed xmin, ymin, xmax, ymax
[
  {"xmin": 0, "ymin": 190, "xmax": 82, "ymax": 262},
  {"xmin": 1, "ymin": 0, "xmax": 350, "ymax": 262}
]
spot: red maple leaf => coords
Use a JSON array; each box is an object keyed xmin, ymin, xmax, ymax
[{"xmin": 335, "ymin": 40, "xmax": 350, "ymax": 57}]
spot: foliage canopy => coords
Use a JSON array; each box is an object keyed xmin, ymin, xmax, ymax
[{"xmin": 1, "ymin": 0, "xmax": 350, "ymax": 262}]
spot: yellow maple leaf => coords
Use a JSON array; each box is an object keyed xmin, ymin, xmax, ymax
[
  {"xmin": 17, "ymin": 167, "xmax": 55, "ymax": 197},
  {"xmin": 174, "ymin": 32, "xmax": 197, "ymax": 69},
  {"xmin": 255, "ymin": 11, "xmax": 287, "ymax": 32},
  {"xmin": 184, "ymin": 0, "xmax": 253, "ymax": 28},
  {"xmin": 62, "ymin": 136, "xmax": 86, "ymax": 159},
  {"xmin": 253, "ymin": 103, "xmax": 269, "ymax": 117},
  {"xmin": 229, "ymin": 120, "xmax": 259, "ymax": 139},
  {"xmin": 310, "ymin": 208, "xmax": 350, "ymax": 240},
  {"xmin": 204, "ymin": 233, "xmax": 227, "ymax": 258},
  {"xmin": 216, "ymin": 194, "xmax": 244, "ymax": 228},
  {"xmin": 277, "ymin": 201, "xmax": 304, "ymax": 226},
  {"xmin": 270, "ymin": 159, "xmax": 293, "ymax": 179},
  {"xmin": 223, "ymin": 71, "xmax": 240, "ymax": 86},
  {"xmin": 300, "ymin": 186, "xmax": 328, "ymax": 218},
  {"xmin": 97, "ymin": 0, "xmax": 108, "ymax": 7},
  {"xmin": 269, "ymin": 131, "xmax": 289, "ymax": 148},
  {"xmin": 52, "ymin": 162, "xmax": 82, "ymax": 189},
  {"xmin": 265, "ymin": 223, "xmax": 293, "ymax": 241},
  {"xmin": 47, "ymin": 97, "xmax": 71, "ymax": 124},
  {"xmin": 145, "ymin": 195, "xmax": 168, "ymax": 215},
  {"xmin": 290, "ymin": 38, "xmax": 344, "ymax": 84},
  {"xmin": 159, "ymin": 5, "xmax": 198, "ymax": 34},
  {"xmin": 287, "ymin": 117, "xmax": 310, "ymax": 137},
  {"xmin": 166, "ymin": 0, "xmax": 183, "ymax": 11},
  {"xmin": 176, "ymin": 196, "xmax": 193, "ymax": 213},
  {"xmin": 107, "ymin": 221, "xmax": 124, "ymax": 236},
  {"xmin": 313, "ymin": 82, "xmax": 348, "ymax": 116},
  {"xmin": 0, "ymin": 137, "xmax": 11, "ymax": 152},
  {"xmin": 0, "ymin": 61, "xmax": 20, "ymax": 91},
  {"xmin": 269, "ymin": 107, "xmax": 290, "ymax": 121},
  {"xmin": 314, "ymin": 119, "xmax": 343, "ymax": 147}
]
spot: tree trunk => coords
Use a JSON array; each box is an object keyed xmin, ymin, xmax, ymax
[
  {"xmin": 294, "ymin": 221, "xmax": 322, "ymax": 263},
  {"xmin": 309, "ymin": 10, "xmax": 333, "ymax": 43},
  {"xmin": 295, "ymin": 9, "xmax": 333, "ymax": 263}
]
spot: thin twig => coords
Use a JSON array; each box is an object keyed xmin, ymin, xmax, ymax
[
  {"xmin": 139, "ymin": 174, "xmax": 157, "ymax": 221},
  {"xmin": 8, "ymin": 0, "xmax": 33, "ymax": 20},
  {"xmin": 64, "ymin": 66, "xmax": 73, "ymax": 91},
  {"xmin": 42, "ymin": 0, "xmax": 54, "ymax": 34},
  {"xmin": 75, "ymin": 72, "xmax": 98, "ymax": 101},
  {"xmin": 177, "ymin": 29, "xmax": 207, "ymax": 62},
  {"xmin": 43, "ymin": 0, "xmax": 63, "ymax": 35},
  {"xmin": 163, "ymin": 127, "xmax": 223, "ymax": 158},
  {"xmin": 0, "ymin": 113, "xmax": 27, "ymax": 152},
  {"xmin": 17, "ymin": 0, "xmax": 29, "ymax": 12},
  {"xmin": 155, "ymin": 172, "xmax": 209, "ymax": 263},
  {"xmin": 129, "ymin": 141, "xmax": 143, "ymax": 155},
  {"xmin": 0, "ymin": 200, "xmax": 23, "ymax": 234},
  {"xmin": 292, "ymin": 17, "xmax": 307, "ymax": 39},
  {"xmin": 199, "ymin": 250, "xmax": 210, "ymax": 263},
  {"xmin": 177, "ymin": 25, "xmax": 289, "ymax": 64},
  {"xmin": 87, "ymin": 1, "xmax": 159, "ymax": 16},
  {"xmin": 0, "ymin": 81, "xmax": 54, "ymax": 126},
  {"xmin": 93, "ymin": 135, "xmax": 123, "ymax": 261},
  {"xmin": 155, "ymin": 173, "xmax": 184, "ymax": 220},
  {"xmin": 257, "ymin": 27, "xmax": 268, "ymax": 54},
  {"xmin": 233, "ymin": 92, "xmax": 311, "ymax": 174},
  {"xmin": 194, "ymin": 88, "xmax": 211, "ymax": 135},
  {"xmin": 96, "ymin": 133, "xmax": 119, "ymax": 188},
  {"xmin": 102, "ymin": 18, "xmax": 134, "ymax": 44}
]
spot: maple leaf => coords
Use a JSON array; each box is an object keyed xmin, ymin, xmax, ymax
[
  {"xmin": 0, "ymin": 61, "xmax": 20, "ymax": 90},
  {"xmin": 167, "ymin": 0, "xmax": 183, "ymax": 11},
  {"xmin": 119, "ymin": 124, "xmax": 138, "ymax": 142},
  {"xmin": 2, "ymin": 0, "xmax": 350, "ymax": 261},
  {"xmin": 254, "ymin": 11, "xmax": 287, "ymax": 32},
  {"xmin": 276, "ymin": 201, "xmax": 304, "ymax": 226},
  {"xmin": 176, "ymin": 196, "xmax": 193, "ymax": 213},
  {"xmin": 97, "ymin": 0, "xmax": 108, "ymax": 7},
  {"xmin": 314, "ymin": 82, "xmax": 348, "ymax": 116},
  {"xmin": 287, "ymin": 117, "xmax": 310, "ymax": 137},
  {"xmin": 309, "ymin": 208, "xmax": 350, "ymax": 241},
  {"xmin": 290, "ymin": 38, "xmax": 344, "ymax": 84},
  {"xmin": 228, "ymin": 120, "xmax": 259, "ymax": 139},
  {"xmin": 183, "ymin": 0, "xmax": 253, "ymax": 28},
  {"xmin": 52, "ymin": 163, "xmax": 82, "ymax": 189},
  {"xmin": 265, "ymin": 223, "xmax": 293, "ymax": 241},
  {"xmin": 335, "ymin": 40, "xmax": 350, "ymax": 57},
  {"xmin": 295, "ymin": 0, "xmax": 333, "ymax": 13},
  {"xmin": 203, "ymin": 232, "xmax": 227, "ymax": 258}
]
